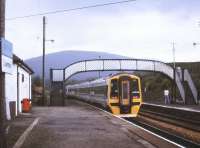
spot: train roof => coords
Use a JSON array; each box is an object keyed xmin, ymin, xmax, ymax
[
  {"xmin": 66, "ymin": 77, "xmax": 108, "ymax": 89},
  {"xmin": 66, "ymin": 72, "xmax": 139, "ymax": 89},
  {"xmin": 109, "ymin": 72, "xmax": 139, "ymax": 78}
]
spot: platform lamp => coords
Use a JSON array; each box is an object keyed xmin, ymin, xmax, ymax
[{"xmin": 193, "ymin": 42, "xmax": 200, "ymax": 46}]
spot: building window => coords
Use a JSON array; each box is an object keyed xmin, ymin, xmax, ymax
[{"xmin": 22, "ymin": 74, "xmax": 24, "ymax": 82}]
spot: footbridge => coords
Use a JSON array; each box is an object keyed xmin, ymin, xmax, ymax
[{"xmin": 50, "ymin": 59, "xmax": 199, "ymax": 104}]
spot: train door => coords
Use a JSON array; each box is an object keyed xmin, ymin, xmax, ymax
[
  {"xmin": 119, "ymin": 78, "xmax": 131, "ymax": 114},
  {"xmin": 121, "ymin": 81, "xmax": 130, "ymax": 104}
]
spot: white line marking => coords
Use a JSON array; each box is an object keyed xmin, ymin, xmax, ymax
[
  {"xmin": 6, "ymin": 125, "xmax": 10, "ymax": 134},
  {"xmin": 13, "ymin": 117, "xmax": 40, "ymax": 148},
  {"xmin": 20, "ymin": 113, "xmax": 32, "ymax": 116},
  {"xmin": 79, "ymin": 101, "xmax": 185, "ymax": 148}
]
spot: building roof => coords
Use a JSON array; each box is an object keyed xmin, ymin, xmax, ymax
[{"xmin": 13, "ymin": 54, "xmax": 34, "ymax": 74}]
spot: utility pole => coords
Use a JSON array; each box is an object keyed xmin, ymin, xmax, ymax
[
  {"xmin": 0, "ymin": 0, "xmax": 8, "ymax": 147},
  {"xmin": 42, "ymin": 16, "xmax": 54, "ymax": 106},
  {"xmin": 42, "ymin": 16, "xmax": 46, "ymax": 106},
  {"xmin": 98, "ymin": 56, "xmax": 101, "ymax": 78},
  {"xmin": 172, "ymin": 42, "xmax": 176, "ymax": 104}
]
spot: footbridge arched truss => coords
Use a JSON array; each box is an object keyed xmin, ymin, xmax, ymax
[{"xmin": 51, "ymin": 59, "xmax": 185, "ymax": 102}]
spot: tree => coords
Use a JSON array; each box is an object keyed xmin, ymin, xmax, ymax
[{"xmin": 32, "ymin": 76, "xmax": 42, "ymax": 86}]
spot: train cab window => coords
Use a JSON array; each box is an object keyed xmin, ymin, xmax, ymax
[
  {"xmin": 131, "ymin": 79, "xmax": 140, "ymax": 98},
  {"xmin": 110, "ymin": 79, "xmax": 118, "ymax": 97}
]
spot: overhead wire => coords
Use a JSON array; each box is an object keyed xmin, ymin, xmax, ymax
[{"xmin": 6, "ymin": 0, "xmax": 136, "ymax": 20}]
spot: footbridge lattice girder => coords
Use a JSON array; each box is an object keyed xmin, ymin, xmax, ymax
[{"xmin": 51, "ymin": 59, "xmax": 185, "ymax": 102}]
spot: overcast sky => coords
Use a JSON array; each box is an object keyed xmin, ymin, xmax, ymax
[{"xmin": 5, "ymin": 0, "xmax": 200, "ymax": 62}]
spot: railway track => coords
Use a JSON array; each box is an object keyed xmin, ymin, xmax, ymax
[
  {"xmin": 139, "ymin": 109, "xmax": 200, "ymax": 132},
  {"xmin": 72, "ymin": 99, "xmax": 200, "ymax": 147},
  {"xmin": 124, "ymin": 103, "xmax": 200, "ymax": 148},
  {"xmin": 140, "ymin": 103, "xmax": 200, "ymax": 131},
  {"xmin": 125, "ymin": 117, "xmax": 200, "ymax": 148}
]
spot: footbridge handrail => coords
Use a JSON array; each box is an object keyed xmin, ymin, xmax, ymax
[
  {"xmin": 59, "ymin": 59, "xmax": 185, "ymax": 102},
  {"xmin": 184, "ymin": 69, "xmax": 198, "ymax": 104}
]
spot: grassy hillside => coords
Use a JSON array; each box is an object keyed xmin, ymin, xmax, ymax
[
  {"xmin": 175, "ymin": 62, "xmax": 200, "ymax": 91},
  {"xmin": 140, "ymin": 62, "xmax": 200, "ymax": 103},
  {"xmin": 32, "ymin": 59, "xmax": 199, "ymax": 104},
  {"xmin": 26, "ymin": 50, "xmax": 127, "ymax": 80},
  {"xmin": 139, "ymin": 72, "xmax": 173, "ymax": 102}
]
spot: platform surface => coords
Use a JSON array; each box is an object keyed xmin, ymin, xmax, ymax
[
  {"xmin": 144, "ymin": 101, "xmax": 200, "ymax": 113},
  {"xmin": 20, "ymin": 100, "xmax": 178, "ymax": 148}
]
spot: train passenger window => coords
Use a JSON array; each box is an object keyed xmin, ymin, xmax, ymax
[
  {"xmin": 131, "ymin": 79, "xmax": 140, "ymax": 98},
  {"xmin": 110, "ymin": 79, "xmax": 118, "ymax": 97}
]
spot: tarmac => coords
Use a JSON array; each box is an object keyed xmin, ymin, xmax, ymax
[
  {"xmin": 7, "ymin": 99, "xmax": 179, "ymax": 148},
  {"xmin": 7, "ymin": 113, "xmax": 36, "ymax": 148}
]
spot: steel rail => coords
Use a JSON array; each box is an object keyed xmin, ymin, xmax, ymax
[
  {"xmin": 125, "ymin": 118, "xmax": 200, "ymax": 148},
  {"xmin": 139, "ymin": 110, "xmax": 200, "ymax": 132}
]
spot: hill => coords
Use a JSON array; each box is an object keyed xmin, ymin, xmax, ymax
[
  {"xmin": 141, "ymin": 62, "xmax": 200, "ymax": 102},
  {"xmin": 25, "ymin": 51, "xmax": 200, "ymax": 88},
  {"xmin": 175, "ymin": 62, "xmax": 200, "ymax": 91},
  {"xmin": 26, "ymin": 50, "xmax": 199, "ymax": 103},
  {"xmin": 25, "ymin": 50, "xmax": 128, "ymax": 80}
]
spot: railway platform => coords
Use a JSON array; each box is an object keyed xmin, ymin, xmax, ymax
[
  {"xmin": 139, "ymin": 101, "xmax": 200, "ymax": 146},
  {"xmin": 143, "ymin": 101, "xmax": 200, "ymax": 112},
  {"xmin": 8, "ymin": 99, "xmax": 181, "ymax": 148}
]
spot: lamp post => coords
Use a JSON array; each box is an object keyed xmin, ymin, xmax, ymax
[
  {"xmin": 193, "ymin": 21, "xmax": 200, "ymax": 47},
  {"xmin": 172, "ymin": 42, "xmax": 176, "ymax": 104},
  {"xmin": 98, "ymin": 56, "xmax": 101, "ymax": 78},
  {"xmin": 42, "ymin": 16, "xmax": 54, "ymax": 106},
  {"xmin": 193, "ymin": 42, "xmax": 199, "ymax": 104}
]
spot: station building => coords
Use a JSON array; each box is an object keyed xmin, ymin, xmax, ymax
[{"xmin": 5, "ymin": 54, "xmax": 33, "ymax": 120}]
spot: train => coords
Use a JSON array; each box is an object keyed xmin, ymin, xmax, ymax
[{"xmin": 66, "ymin": 73, "xmax": 142, "ymax": 117}]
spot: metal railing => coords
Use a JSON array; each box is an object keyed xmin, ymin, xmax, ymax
[{"xmin": 64, "ymin": 59, "xmax": 174, "ymax": 79}]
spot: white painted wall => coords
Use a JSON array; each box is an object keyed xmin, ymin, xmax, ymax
[
  {"xmin": 5, "ymin": 64, "xmax": 32, "ymax": 120},
  {"xmin": 5, "ymin": 65, "xmax": 17, "ymax": 120},
  {"xmin": 18, "ymin": 67, "xmax": 31, "ymax": 113},
  {"xmin": 29, "ymin": 75, "xmax": 32, "ymax": 100}
]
